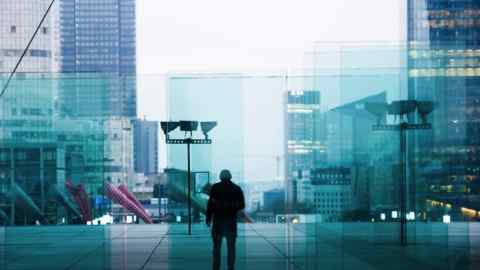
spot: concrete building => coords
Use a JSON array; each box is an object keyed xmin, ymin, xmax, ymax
[
  {"xmin": 296, "ymin": 168, "xmax": 353, "ymax": 222},
  {"xmin": 103, "ymin": 118, "xmax": 135, "ymax": 189},
  {"xmin": 0, "ymin": 1, "xmax": 55, "ymax": 73}
]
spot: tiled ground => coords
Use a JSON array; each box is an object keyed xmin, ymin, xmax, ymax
[{"xmin": 0, "ymin": 223, "xmax": 478, "ymax": 270}]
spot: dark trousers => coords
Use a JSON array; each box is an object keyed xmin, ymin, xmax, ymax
[{"xmin": 212, "ymin": 234, "xmax": 236, "ymax": 270}]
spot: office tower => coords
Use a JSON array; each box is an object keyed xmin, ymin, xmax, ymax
[
  {"xmin": 284, "ymin": 90, "xmax": 325, "ymax": 205},
  {"xmin": 325, "ymin": 92, "xmax": 386, "ymax": 213},
  {"xmin": 0, "ymin": 0, "xmax": 56, "ymax": 139},
  {"xmin": 408, "ymin": 1, "xmax": 480, "ymax": 220},
  {"xmin": 0, "ymin": 1, "xmax": 54, "ymax": 74},
  {"xmin": 0, "ymin": 1, "xmax": 110, "ymax": 225},
  {"xmin": 133, "ymin": 119, "xmax": 159, "ymax": 175},
  {"xmin": 58, "ymin": 0, "xmax": 137, "ymax": 118}
]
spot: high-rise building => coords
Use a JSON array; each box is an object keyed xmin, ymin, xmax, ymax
[
  {"xmin": 103, "ymin": 117, "xmax": 135, "ymax": 188},
  {"xmin": 0, "ymin": 2, "xmax": 114, "ymax": 225},
  {"xmin": 0, "ymin": 1, "xmax": 54, "ymax": 74},
  {"xmin": 58, "ymin": 0, "xmax": 137, "ymax": 118},
  {"xmin": 284, "ymin": 90, "xmax": 325, "ymax": 205},
  {"xmin": 408, "ymin": 0, "xmax": 480, "ymax": 220},
  {"xmin": 133, "ymin": 119, "xmax": 159, "ymax": 175},
  {"xmin": 324, "ymin": 92, "xmax": 386, "ymax": 213}
]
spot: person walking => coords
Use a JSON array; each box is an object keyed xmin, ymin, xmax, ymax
[{"xmin": 206, "ymin": 169, "xmax": 245, "ymax": 270}]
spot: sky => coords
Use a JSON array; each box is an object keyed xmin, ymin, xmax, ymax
[
  {"xmin": 136, "ymin": 0, "xmax": 405, "ymax": 181},
  {"xmin": 137, "ymin": 0, "xmax": 405, "ymax": 74}
]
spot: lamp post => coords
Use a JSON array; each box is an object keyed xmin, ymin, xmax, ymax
[
  {"xmin": 160, "ymin": 121, "xmax": 217, "ymax": 235},
  {"xmin": 366, "ymin": 100, "xmax": 434, "ymax": 246}
]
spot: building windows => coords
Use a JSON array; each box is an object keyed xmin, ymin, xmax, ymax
[{"xmin": 10, "ymin": 25, "xmax": 16, "ymax": 33}]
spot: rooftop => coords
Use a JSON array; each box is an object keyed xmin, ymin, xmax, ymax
[{"xmin": 1, "ymin": 223, "xmax": 478, "ymax": 270}]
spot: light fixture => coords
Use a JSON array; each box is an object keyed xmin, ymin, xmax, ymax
[
  {"xmin": 162, "ymin": 120, "xmax": 216, "ymax": 235},
  {"xmin": 416, "ymin": 101, "xmax": 434, "ymax": 124},
  {"xmin": 200, "ymin": 121, "xmax": 217, "ymax": 139},
  {"xmin": 443, "ymin": 214, "xmax": 451, "ymax": 224},
  {"xmin": 160, "ymin": 121, "xmax": 179, "ymax": 138},
  {"xmin": 179, "ymin": 121, "xmax": 198, "ymax": 137},
  {"xmin": 388, "ymin": 100, "xmax": 417, "ymax": 116}
]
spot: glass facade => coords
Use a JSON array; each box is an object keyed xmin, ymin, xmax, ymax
[
  {"xmin": 408, "ymin": 0, "xmax": 480, "ymax": 222},
  {"xmin": 0, "ymin": 1, "xmax": 478, "ymax": 270},
  {"xmin": 0, "ymin": 73, "xmax": 107, "ymax": 225},
  {"xmin": 285, "ymin": 90, "xmax": 324, "ymax": 205},
  {"xmin": 59, "ymin": 0, "xmax": 137, "ymax": 118}
]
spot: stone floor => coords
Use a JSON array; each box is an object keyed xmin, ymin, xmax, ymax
[{"xmin": 0, "ymin": 223, "xmax": 479, "ymax": 270}]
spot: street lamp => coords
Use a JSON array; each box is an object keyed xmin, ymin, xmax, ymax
[
  {"xmin": 160, "ymin": 120, "xmax": 217, "ymax": 235},
  {"xmin": 366, "ymin": 100, "xmax": 434, "ymax": 246}
]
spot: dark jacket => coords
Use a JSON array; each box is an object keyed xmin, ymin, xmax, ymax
[{"xmin": 206, "ymin": 180, "xmax": 245, "ymax": 237}]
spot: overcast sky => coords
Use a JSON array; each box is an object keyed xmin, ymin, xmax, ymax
[
  {"xmin": 136, "ymin": 0, "xmax": 405, "ymax": 180},
  {"xmin": 137, "ymin": 0, "xmax": 405, "ymax": 74}
]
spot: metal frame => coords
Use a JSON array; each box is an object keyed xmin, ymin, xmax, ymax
[
  {"xmin": 165, "ymin": 137, "xmax": 212, "ymax": 235},
  {"xmin": 372, "ymin": 121, "xmax": 432, "ymax": 246}
]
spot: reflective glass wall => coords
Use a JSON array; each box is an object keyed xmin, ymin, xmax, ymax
[{"xmin": 0, "ymin": 0, "xmax": 478, "ymax": 269}]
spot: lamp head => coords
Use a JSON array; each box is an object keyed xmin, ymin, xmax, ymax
[
  {"xmin": 160, "ymin": 121, "xmax": 179, "ymax": 136},
  {"xmin": 200, "ymin": 121, "xmax": 217, "ymax": 139},
  {"xmin": 388, "ymin": 100, "xmax": 417, "ymax": 115},
  {"xmin": 179, "ymin": 121, "xmax": 199, "ymax": 137},
  {"xmin": 417, "ymin": 101, "xmax": 435, "ymax": 124}
]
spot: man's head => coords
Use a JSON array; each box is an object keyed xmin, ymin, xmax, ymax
[{"xmin": 219, "ymin": 169, "xmax": 232, "ymax": 182}]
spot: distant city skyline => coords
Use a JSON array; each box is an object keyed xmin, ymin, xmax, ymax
[{"xmin": 136, "ymin": 1, "xmax": 405, "ymax": 180}]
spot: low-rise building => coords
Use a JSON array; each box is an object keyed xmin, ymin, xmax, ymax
[{"xmin": 297, "ymin": 168, "xmax": 353, "ymax": 222}]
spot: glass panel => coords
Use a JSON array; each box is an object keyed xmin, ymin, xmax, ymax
[{"xmin": 0, "ymin": 0, "xmax": 478, "ymax": 269}]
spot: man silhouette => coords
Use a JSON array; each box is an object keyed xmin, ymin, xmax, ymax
[{"xmin": 206, "ymin": 169, "xmax": 245, "ymax": 270}]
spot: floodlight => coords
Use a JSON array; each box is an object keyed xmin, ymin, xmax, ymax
[
  {"xmin": 416, "ymin": 101, "xmax": 434, "ymax": 124},
  {"xmin": 160, "ymin": 121, "xmax": 179, "ymax": 135},
  {"xmin": 200, "ymin": 121, "xmax": 217, "ymax": 139},
  {"xmin": 388, "ymin": 100, "xmax": 417, "ymax": 116},
  {"xmin": 365, "ymin": 102, "xmax": 388, "ymax": 125},
  {"xmin": 179, "ymin": 121, "xmax": 198, "ymax": 136}
]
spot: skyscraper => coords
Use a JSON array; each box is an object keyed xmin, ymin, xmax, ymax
[
  {"xmin": 58, "ymin": 0, "xmax": 137, "ymax": 118},
  {"xmin": 0, "ymin": 1, "xmax": 109, "ymax": 225},
  {"xmin": 408, "ymin": 0, "xmax": 480, "ymax": 219},
  {"xmin": 0, "ymin": 1, "xmax": 54, "ymax": 74},
  {"xmin": 284, "ymin": 90, "xmax": 325, "ymax": 205},
  {"xmin": 133, "ymin": 119, "xmax": 159, "ymax": 175}
]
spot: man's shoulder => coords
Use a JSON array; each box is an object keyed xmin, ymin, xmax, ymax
[
  {"xmin": 212, "ymin": 181, "xmax": 243, "ymax": 192},
  {"xmin": 210, "ymin": 182, "xmax": 221, "ymax": 193},
  {"xmin": 231, "ymin": 183, "xmax": 243, "ymax": 193}
]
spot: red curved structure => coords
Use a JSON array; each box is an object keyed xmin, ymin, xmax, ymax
[
  {"xmin": 118, "ymin": 185, "xmax": 151, "ymax": 218},
  {"xmin": 65, "ymin": 180, "xmax": 92, "ymax": 222},
  {"xmin": 104, "ymin": 182, "xmax": 153, "ymax": 224}
]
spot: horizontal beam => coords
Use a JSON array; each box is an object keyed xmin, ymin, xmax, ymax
[
  {"xmin": 166, "ymin": 138, "xmax": 212, "ymax": 144},
  {"xmin": 373, "ymin": 123, "xmax": 432, "ymax": 131}
]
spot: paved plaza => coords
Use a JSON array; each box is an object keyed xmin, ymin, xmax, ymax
[{"xmin": 0, "ymin": 223, "xmax": 479, "ymax": 270}]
